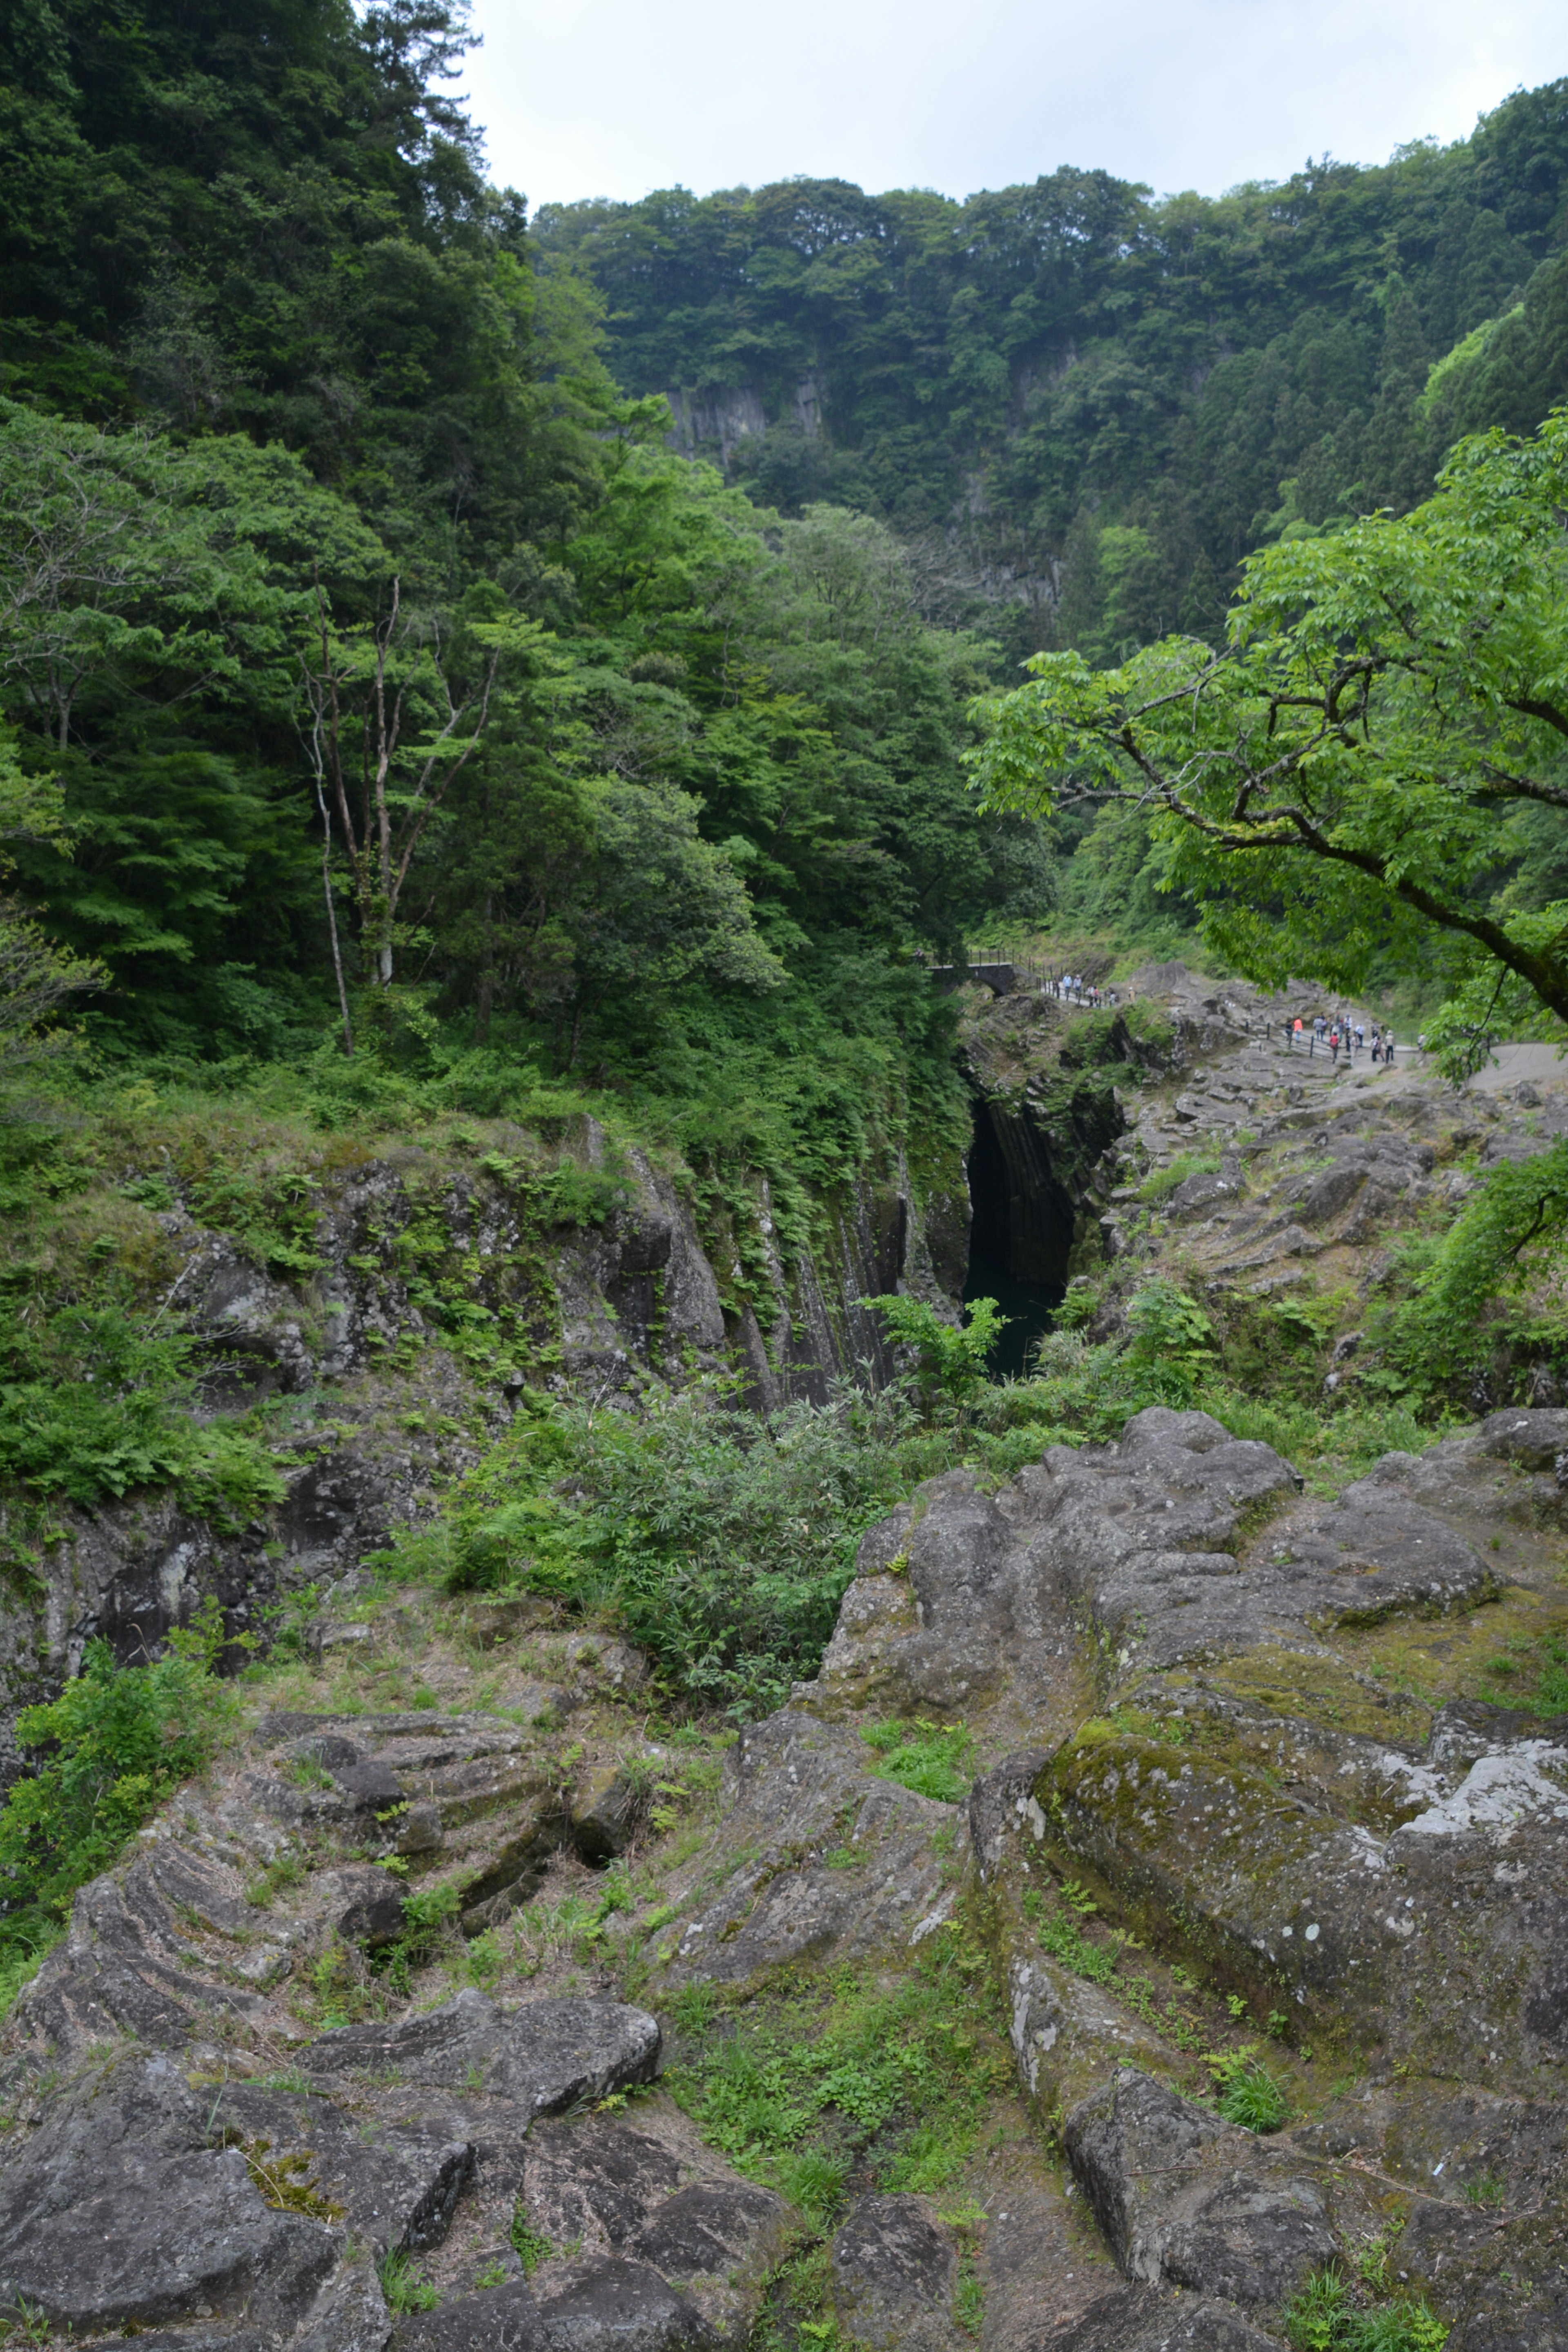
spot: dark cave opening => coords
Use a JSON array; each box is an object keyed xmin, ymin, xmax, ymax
[{"xmin": 962, "ymin": 1096, "xmax": 1074, "ymax": 1378}]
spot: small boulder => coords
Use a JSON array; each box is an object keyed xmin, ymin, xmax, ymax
[
  {"xmin": 395, "ymin": 2279, "xmax": 548, "ymax": 2352},
  {"xmin": 323, "ymin": 1863, "xmax": 410, "ymax": 1948},
  {"xmin": 306, "ymin": 1991, "xmax": 661, "ymax": 2116},
  {"xmin": 571, "ymin": 1762, "xmax": 644, "ymax": 1861},
  {"xmin": 1065, "ymin": 2069, "xmax": 1335, "ymax": 2307},
  {"xmin": 830, "ymin": 2194, "xmax": 956, "ymax": 2350},
  {"xmin": 532, "ymin": 2254, "xmax": 714, "ymax": 2348}
]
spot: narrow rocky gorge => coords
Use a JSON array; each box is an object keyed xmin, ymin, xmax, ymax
[{"xmin": 3, "ymin": 1012, "xmax": 1567, "ymax": 2350}]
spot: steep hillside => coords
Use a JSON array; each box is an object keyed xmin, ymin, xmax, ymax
[{"xmin": 538, "ymin": 83, "xmax": 1568, "ymax": 663}]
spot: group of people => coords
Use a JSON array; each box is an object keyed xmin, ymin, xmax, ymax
[
  {"xmin": 1284, "ymin": 1013, "xmax": 1397, "ymax": 1066},
  {"xmin": 1049, "ymin": 973, "xmax": 1114, "ymax": 1007}
]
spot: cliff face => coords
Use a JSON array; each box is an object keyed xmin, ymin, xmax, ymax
[
  {"xmin": 954, "ymin": 983, "xmax": 1193, "ymax": 1306},
  {"xmin": 0, "ymin": 1112, "xmax": 970, "ymax": 1757}
]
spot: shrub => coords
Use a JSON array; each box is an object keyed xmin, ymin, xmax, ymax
[
  {"xmin": 1123, "ymin": 1280, "xmax": 1218, "ymax": 1404},
  {"xmin": 416, "ymin": 1379, "xmax": 967, "ymax": 1715},
  {"xmin": 859, "ymin": 1293, "xmax": 1009, "ymax": 1419},
  {"xmin": 0, "ymin": 1608, "xmax": 238, "ymax": 1999}
]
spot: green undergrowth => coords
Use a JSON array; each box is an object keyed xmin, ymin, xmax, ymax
[
  {"xmin": 666, "ymin": 1936, "xmax": 1011, "ymax": 2223},
  {"xmin": 0, "ymin": 1065, "xmax": 643, "ymax": 1530},
  {"xmin": 373, "ymin": 1284, "xmax": 1454, "ymax": 1719},
  {"xmin": 1478, "ymin": 1628, "xmax": 1568, "ymax": 1715},
  {"xmin": 0, "ymin": 1605, "xmax": 240, "ymax": 2010},
  {"xmin": 1138, "ymin": 1145, "xmax": 1224, "ymax": 1205},
  {"xmin": 861, "ymin": 1718, "xmax": 974, "ymax": 1803},
  {"xmin": 1283, "ymin": 2263, "xmax": 1448, "ymax": 2350},
  {"xmin": 381, "ymin": 1379, "xmax": 985, "ymax": 1715},
  {"xmin": 1014, "ymin": 1309, "xmax": 1443, "ymax": 1483},
  {"xmin": 1023, "ymin": 1882, "xmax": 1293, "ymax": 2104}
]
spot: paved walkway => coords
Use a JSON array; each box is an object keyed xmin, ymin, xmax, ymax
[{"xmin": 1459, "ymin": 1042, "xmax": 1568, "ymax": 1093}]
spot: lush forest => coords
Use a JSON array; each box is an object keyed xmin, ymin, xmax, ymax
[
  {"xmin": 4, "ymin": 4, "xmax": 1568, "ymax": 1152},
  {"xmin": 539, "ymin": 89, "xmax": 1568, "ymax": 668},
  {"xmin": 0, "ymin": 0, "xmax": 1068, "ymax": 1229}
]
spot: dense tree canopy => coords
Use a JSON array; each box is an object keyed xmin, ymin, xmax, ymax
[
  {"xmin": 538, "ymin": 88, "xmax": 1568, "ymax": 666},
  {"xmin": 5, "ymin": 6, "xmax": 1568, "ymax": 1203},
  {"xmin": 971, "ymin": 409, "xmax": 1568, "ymax": 1071}
]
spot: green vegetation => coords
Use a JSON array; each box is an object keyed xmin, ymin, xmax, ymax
[
  {"xmin": 859, "ymin": 1292, "xmax": 1009, "ymax": 1421},
  {"xmin": 241, "ymin": 2143, "xmax": 344, "ymax": 2224},
  {"xmin": 509, "ymin": 2212, "xmax": 557, "ymax": 2276},
  {"xmin": 1479, "ymin": 1630, "xmax": 1568, "ymax": 1715},
  {"xmin": 411, "ymin": 1379, "xmax": 957, "ymax": 1714},
  {"xmin": 861, "ymin": 1718, "xmax": 974, "ymax": 1804},
  {"xmin": 668, "ymin": 1938, "xmax": 1011, "ymax": 2219},
  {"xmin": 1283, "ymin": 2267, "xmax": 1448, "ymax": 2351},
  {"xmin": 1214, "ymin": 2056, "xmax": 1290, "ymax": 2134},
  {"xmin": 540, "ymin": 87, "xmax": 1568, "ymax": 676},
  {"xmin": 376, "ymin": 2253, "xmax": 439, "ymax": 2317},
  {"xmin": 974, "ymin": 409, "xmax": 1568, "ymax": 1085},
  {"xmin": 0, "ymin": 1611, "xmax": 238, "ymax": 2006}
]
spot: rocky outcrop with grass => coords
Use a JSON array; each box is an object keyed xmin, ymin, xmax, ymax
[
  {"xmin": 0, "ymin": 1099, "xmax": 968, "ymax": 1761},
  {"xmin": 3, "ymin": 1020, "xmax": 1568, "ymax": 2350}
]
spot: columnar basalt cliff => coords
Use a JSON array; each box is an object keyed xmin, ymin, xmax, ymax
[
  {"xmin": 5, "ymin": 1024, "xmax": 1568, "ymax": 2350},
  {"xmin": 0, "ymin": 1114, "xmax": 968, "ymax": 1764}
]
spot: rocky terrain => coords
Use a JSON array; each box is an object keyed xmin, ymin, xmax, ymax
[
  {"xmin": 3, "ymin": 1109, "xmax": 965, "ymax": 1764},
  {"xmin": 2, "ymin": 1011, "xmax": 1567, "ymax": 2350}
]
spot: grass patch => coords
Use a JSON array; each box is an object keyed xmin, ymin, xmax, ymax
[
  {"xmin": 1138, "ymin": 1147, "xmax": 1223, "ymax": 1204},
  {"xmin": 860, "ymin": 1719, "xmax": 973, "ymax": 1804},
  {"xmin": 1478, "ymin": 1629, "xmax": 1568, "ymax": 1715},
  {"xmin": 377, "ymin": 2252, "xmax": 439, "ymax": 2315},
  {"xmin": 667, "ymin": 1936, "xmax": 1010, "ymax": 2219},
  {"xmin": 1214, "ymin": 2055, "xmax": 1289, "ymax": 2133},
  {"xmin": 1281, "ymin": 2265, "xmax": 1448, "ymax": 2349}
]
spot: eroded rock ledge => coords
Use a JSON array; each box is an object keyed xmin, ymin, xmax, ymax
[{"xmin": 2, "ymin": 1397, "xmax": 1568, "ymax": 2346}]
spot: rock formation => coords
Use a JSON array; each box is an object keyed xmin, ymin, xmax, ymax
[{"xmin": 3, "ymin": 1014, "xmax": 1567, "ymax": 2348}]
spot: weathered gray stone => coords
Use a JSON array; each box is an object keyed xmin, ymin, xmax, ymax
[
  {"xmin": 306, "ymin": 1991, "xmax": 662, "ymax": 2115},
  {"xmin": 1064, "ymin": 2069, "xmax": 1335, "ymax": 2306},
  {"xmin": 523, "ymin": 2118, "xmax": 681, "ymax": 2251},
  {"xmin": 1032, "ymin": 2286, "xmax": 1290, "ymax": 2349},
  {"xmin": 0, "ymin": 2053, "xmax": 337, "ymax": 2334},
  {"xmin": 830, "ymin": 2193, "xmax": 958, "ymax": 2351},
  {"xmin": 395, "ymin": 2280, "xmax": 546, "ymax": 2352},
  {"xmin": 323, "ymin": 1863, "xmax": 410, "ymax": 1947},
  {"xmin": 570, "ymin": 1760, "xmax": 643, "ymax": 1860},
  {"xmin": 10, "ymin": 1857, "xmax": 267, "ymax": 2061},
  {"xmin": 664, "ymin": 1709, "xmax": 958, "ymax": 1982},
  {"xmin": 208, "ymin": 2083, "xmax": 472, "ymax": 2254},
  {"xmin": 294, "ymin": 2259, "xmax": 396, "ymax": 2352},
  {"xmin": 532, "ymin": 2255, "xmax": 715, "ymax": 2348}
]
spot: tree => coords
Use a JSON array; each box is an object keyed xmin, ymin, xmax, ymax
[
  {"xmin": 302, "ymin": 579, "xmax": 543, "ymax": 1004},
  {"xmin": 970, "ymin": 408, "xmax": 1568, "ymax": 1075},
  {"xmin": 0, "ymin": 724, "xmax": 98, "ymax": 1068}
]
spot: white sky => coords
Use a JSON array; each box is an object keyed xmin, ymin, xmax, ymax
[{"xmin": 459, "ymin": 0, "xmax": 1565, "ymax": 214}]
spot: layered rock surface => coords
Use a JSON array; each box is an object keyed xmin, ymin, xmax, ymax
[{"xmin": 4, "ymin": 1026, "xmax": 1568, "ymax": 2350}]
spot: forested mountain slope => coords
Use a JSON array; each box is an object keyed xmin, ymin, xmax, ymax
[{"xmin": 539, "ymin": 84, "xmax": 1568, "ymax": 664}]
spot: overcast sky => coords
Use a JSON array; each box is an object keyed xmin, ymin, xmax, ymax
[{"xmin": 459, "ymin": 0, "xmax": 1564, "ymax": 216}]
